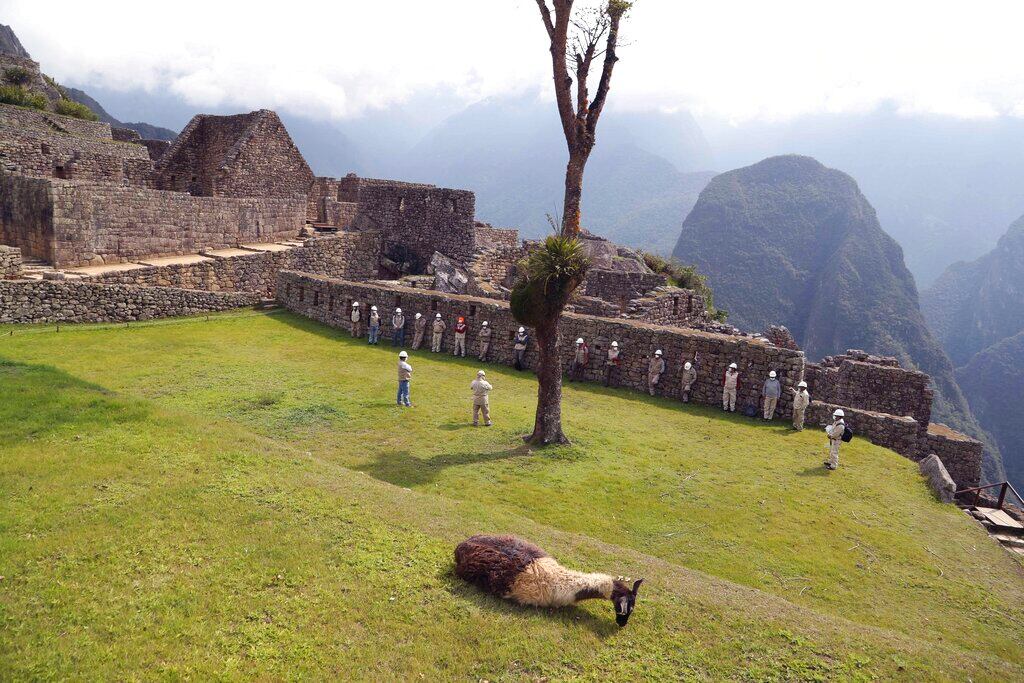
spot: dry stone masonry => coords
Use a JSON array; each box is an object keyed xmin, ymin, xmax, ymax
[{"xmin": 0, "ymin": 102, "xmax": 983, "ymax": 490}]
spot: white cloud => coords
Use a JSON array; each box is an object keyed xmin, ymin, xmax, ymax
[{"xmin": 3, "ymin": 0, "xmax": 1024, "ymax": 122}]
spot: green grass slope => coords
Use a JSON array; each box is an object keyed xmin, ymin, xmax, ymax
[{"xmin": 1, "ymin": 312, "xmax": 1022, "ymax": 680}]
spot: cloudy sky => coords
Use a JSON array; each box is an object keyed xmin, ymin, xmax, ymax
[{"xmin": 4, "ymin": 0, "xmax": 1023, "ymax": 123}]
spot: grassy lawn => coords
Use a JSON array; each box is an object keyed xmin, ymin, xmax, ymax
[{"xmin": 2, "ymin": 311, "xmax": 1022, "ymax": 680}]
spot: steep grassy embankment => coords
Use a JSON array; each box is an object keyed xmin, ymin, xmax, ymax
[{"xmin": 1, "ymin": 311, "xmax": 1021, "ymax": 680}]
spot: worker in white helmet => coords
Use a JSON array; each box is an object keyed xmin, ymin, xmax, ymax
[
  {"xmin": 431, "ymin": 313, "xmax": 446, "ymax": 353},
  {"xmin": 604, "ymin": 340, "xmax": 621, "ymax": 386},
  {"xmin": 513, "ymin": 326, "xmax": 530, "ymax": 370},
  {"xmin": 791, "ymin": 380, "xmax": 811, "ymax": 430},
  {"xmin": 722, "ymin": 362, "xmax": 740, "ymax": 412},
  {"xmin": 367, "ymin": 305, "xmax": 381, "ymax": 345},
  {"xmin": 396, "ymin": 351, "xmax": 413, "ymax": 407},
  {"xmin": 825, "ymin": 408, "xmax": 847, "ymax": 470},
  {"xmin": 569, "ymin": 337, "xmax": 589, "ymax": 381},
  {"xmin": 391, "ymin": 307, "xmax": 406, "ymax": 347},
  {"xmin": 412, "ymin": 312, "xmax": 427, "ymax": 350},
  {"xmin": 350, "ymin": 301, "xmax": 363, "ymax": 338},
  {"xmin": 681, "ymin": 359, "xmax": 698, "ymax": 403},
  {"xmin": 477, "ymin": 320, "xmax": 492, "ymax": 361},
  {"xmin": 762, "ymin": 370, "xmax": 782, "ymax": 420},
  {"xmin": 648, "ymin": 349, "xmax": 666, "ymax": 396},
  {"xmin": 470, "ymin": 369, "xmax": 493, "ymax": 426}
]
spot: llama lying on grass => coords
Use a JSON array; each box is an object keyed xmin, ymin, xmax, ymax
[{"xmin": 454, "ymin": 534, "xmax": 643, "ymax": 626}]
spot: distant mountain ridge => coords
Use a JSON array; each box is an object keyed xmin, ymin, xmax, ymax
[
  {"xmin": 924, "ymin": 215, "xmax": 1024, "ymax": 492},
  {"xmin": 672, "ymin": 154, "xmax": 1005, "ymax": 483}
]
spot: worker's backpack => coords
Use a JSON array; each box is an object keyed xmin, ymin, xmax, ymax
[{"xmin": 841, "ymin": 425, "xmax": 854, "ymax": 442}]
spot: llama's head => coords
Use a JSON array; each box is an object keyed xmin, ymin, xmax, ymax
[{"xmin": 611, "ymin": 578, "xmax": 643, "ymax": 626}]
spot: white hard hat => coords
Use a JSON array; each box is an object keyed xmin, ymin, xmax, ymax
[
  {"xmin": 798, "ymin": 381, "xmax": 808, "ymax": 388},
  {"xmin": 684, "ymin": 361, "xmax": 692, "ymax": 370},
  {"xmin": 611, "ymin": 341, "xmax": 619, "ymax": 347},
  {"xmin": 477, "ymin": 369, "xmax": 486, "ymax": 376},
  {"xmin": 482, "ymin": 321, "xmax": 488, "ymax": 326},
  {"xmin": 398, "ymin": 351, "xmax": 408, "ymax": 359},
  {"xmin": 655, "ymin": 349, "xmax": 663, "ymax": 356},
  {"xmin": 833, "ymin": 409, "xmax": 845, "ymax": 418},
  {"xmin": 371, "ymin": 305, "xmax": 377, "ymax": 311},
  {"xmin": 576, "ymin": 338, "xmax": 584, "ymax": 344},
  {"xmin": 518, "ymin": 326, "xmax": 525, "ymax": 333},
  {"xmin": 729, "ymin": 362, "xmax": 738, "ymax": 369},
  {"xmin": 395, "ymin": 307, "xmax": 402, "ymax": 313},
  {"xmin": 352, "ymin": 301, "xmax": 359, "ymax": 306},
  {"xmin": 769, "ymin": 370, "xmax": 777, "ymax": 378},
  {"xmin": 436, "ymin": 313, "xmax": 442, "ymax": 319},
  {"xmin": 415, "ymin": 312, "xmax": 421, "ymax": 319}
]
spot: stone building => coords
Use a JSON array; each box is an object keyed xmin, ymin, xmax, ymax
[{"xmin": 152, "ymin": 110, "xmax": 313, "ymax": 198}]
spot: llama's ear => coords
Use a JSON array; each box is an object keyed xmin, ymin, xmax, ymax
[{"xmin": 632, "ymin": 578, "xmax": 644, "ymax": 594}]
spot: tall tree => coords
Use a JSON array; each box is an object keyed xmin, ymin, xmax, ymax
[{"xmin": 512, "ymin": 0, "xmax": 631, "ymax": 446}]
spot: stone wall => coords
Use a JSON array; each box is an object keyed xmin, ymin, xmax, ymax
[
  {"xmin": 805, "ymin": 351, "xmax": 933, "ymax": 428},
  {"xmin": 0, "ymin": 244, "xmax": 21, "ymax": 278},
  {"xmin": 152, "ymin": 110, "xmax": 313, "ymax": 198},
  {"xmin": 583, "ymin": 269, "xmax": 667, "ymax": 305},
  {"xmin": 75, "ymin": 232, "xmax": 381, "ymax": 297},
  {"xmin": 468, "ymin": 244, "xmax": 527, "ymax": 298},
  {"xmin": 139, "ymin": 139, "xmax": 170, "ymax": 161},
  {"xmin": 623, "ymin": 286, "xmax": 709, "ymax": 327},
  {"xmin": 277, "ymin": 271, "xmax": 806, "ymax": 415},
  {"xmin": 0, "ymin": 171, "xmax": 53, "ymax": 261},
  {"xmin": 342, "ymin": 176, "xmax": 477, "ymax": 268},
  {"xmin": 0, "ymin": 279, "xmax": 258, "ymax": 324},
  {"xmin": 27, "ymin": 176, "xmax": 306, "ymax": 267},
  {"xmin": 0, "ymin": 104, "xmax": 152, "ymax": 186},
  {"xmin": 474, "ymin": 224, "xmax": 519, "ymax": 249},
  {"xmin": 926, "ymin": 423, "xmax": 983, "ymax": 489}
]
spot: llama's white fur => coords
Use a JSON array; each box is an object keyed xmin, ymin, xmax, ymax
[{"xmin": 507, "ymin": 557, "xmax": 614, "ymax": 607}]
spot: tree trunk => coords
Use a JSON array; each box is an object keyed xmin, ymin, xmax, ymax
[
  {"xmin": 525, "ymin": 314, "xmax": 569, "ymax": 445},
  {"xmin": 561, "ymin": 149, "xmax": 588, "ymax": 236}
]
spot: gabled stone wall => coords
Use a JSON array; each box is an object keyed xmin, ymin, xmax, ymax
[{"xmin": 152, "ymin": 110, "xmax": 313, "ymax": 199}]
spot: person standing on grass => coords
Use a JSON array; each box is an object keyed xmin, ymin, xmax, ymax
[
  {"xmin": 350, "ymin": 301, "xmax": 362, "ymax": 338},
  {"xmin": 478, "ymin": 321, "xmax": 492, "ymax": 361},
  {"xmin": 513, "ymin": 327, "xmax": 529, "ymax": 371},
  {"xmin": 791, "ymin": 380, "xmax": 810, "ymax": 430},
  {"xmin": 825, "ymin": 408, "xmax": 846, "ymax": 470},
  {"xmin": 471, "ymin": 369, "xmax": 493, "ymax": 426},
  {"xmin": 368, "ymin": 305, "xmax": 381, "ymax": 345},
  {"xmin": 391, "ymin": 307, "xmax": 406, "ymax": 347},
  {"xmin": 604, "ymin": 340, "xmax": 621, "ymax": 386},
  {"xmin": 453, "ymin": 316, "xmax": 468, "ymax": 357},
  {"xmin": 647, "ymin": 349, "xmax": 666, "ymax": 396},
  {"xmin": 431, "ymin": 313, "xmax": 446, "ymax": 353},
  {"xmin": 762, "ymin": 370, "xmax": 781, "ymax": 420},
  {"xmin": 680, "ymin": 360, "xmax": 697, "ymax": 403},
  {"xmin": 722, "ymin": 362, "xmax": 740, "ymax": 412},
  {"xmin": 569, "ymin": 337, "xmax": 589, "ymax": 381},
  {"xmin": 396, "ymin": 351, "xmax": 412, "ymax": 407},
  {"xmin": 412, "ymin": 312, "xmax": 426, "ymax": 350}
]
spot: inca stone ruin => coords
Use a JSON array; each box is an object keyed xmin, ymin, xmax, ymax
[{"xmin": 0, "ymin": 102, "xmax": 983, "ymax": 488}]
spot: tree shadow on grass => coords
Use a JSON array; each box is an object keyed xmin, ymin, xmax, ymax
[
  {"xmin": 439, "ymin": 566, "xmax": 620, "ymax": 638},
  {"xmin": 354, "ymin": 446, "xmax": 532, "ymax": 488},
  {"xmin": 0, "ymin": 357, "xmax": 149, "ymax": 445}
]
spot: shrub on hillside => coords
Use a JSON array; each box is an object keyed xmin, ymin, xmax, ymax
[
  {"xmin": 0, "ymin": 85, "xmax": 47, "ymax": 111},
  {"xmin": 55, "ymin": 98, "xmax": 99, "ymax": 121},
  {"xmin": 642, "ymin": 251, "xmax": 728, "ymax": 322},
  {"xmin": 2, "ymin": 66, "xmax": 32, "ymax": 86}
]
